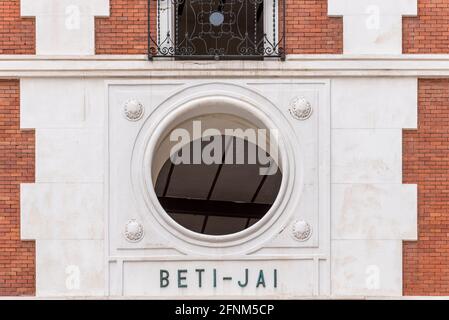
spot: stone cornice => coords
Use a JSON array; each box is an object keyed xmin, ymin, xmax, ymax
[{"xmin": 1, "ymin": 54, "xmax": 449, "ymax": 78}]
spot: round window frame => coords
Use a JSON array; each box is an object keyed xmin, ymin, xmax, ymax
[{"xmin": 131, "ymin": 85, "xmax": 303, "ymax": 254}]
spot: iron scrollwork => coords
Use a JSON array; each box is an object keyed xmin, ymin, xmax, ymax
[{"xmin": 148, "ymin": 0, "xmax": 285, "ymax": 60}]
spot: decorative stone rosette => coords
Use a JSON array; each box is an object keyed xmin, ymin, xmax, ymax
[
  {"xmin": 124, "ymin": 219, "xmax": 144, "ymax": 242},
  {"xmin": 292, "ymin": 220, "xmax": 312, "ymax": 241},
  {"xmin": 289, "ymin": 96, "xmax": 313, "ymax": 121},
  {"xmin": 124, "ymin": 99, "xmax": 144, "ymax": 121}
]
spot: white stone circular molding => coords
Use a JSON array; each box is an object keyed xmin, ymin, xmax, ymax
[
  {"xmin": 289, "ymin": 96, "xmax": 312, "ymax": 121},
  {"xmin": 124, "ymin": 99, "xmax": 145, "ymax": 121},
  {"xmin": 132, "ymin": 82, "xmax": 306, "ymax": 255},
  {"xmin": 124, "ymin": 219, "xmax": 144, "ymax": 242},
  {"xmin": 292, "ymin": 220, "xmax": 312, "ymax": 241}
]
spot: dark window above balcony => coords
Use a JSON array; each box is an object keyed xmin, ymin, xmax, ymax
[{"xmin": 149, "ymin": 0, "xmax": 285, "ymax": 60}]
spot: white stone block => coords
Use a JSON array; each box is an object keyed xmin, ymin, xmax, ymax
[
  {"xmin": 332, "ymin": 78, "xmax": 417, "ymax": 129},
  {"xmin": 328, "ymin": 0, "xmax": 417, "ymax": 16},
  {"xmin": 85, "ymin": 79, "xmax": 106, "ymax": 128},
  {"xmin": 21, "ymin": 79, "xmax": 84, "ymax": 128},
  {"xmin": 332, "ymin": 129, "xmax": 402, "ymax": 183},
  {"xmin": 21, "ymin": 0, "xmax": 110, "ymax": 55},
  {"xmin": 332, "ymin": 184, "xmax": 417, "ymax": 240},
  {"xmin": 344, "ymin": 15, "xmax": 402, "ymax": 54},
  {"xmin": 21, "ymin": 183, "xmax": 104, "ymax": 240},
  {"xmin": 21, "ymin": 79, "xmax": 105, "ymax": 129},
  {"xmin": 36, "ymin": 240, "xmax": 105, "ymax": 297},
  {"xmin": 122, "ymin": 260, "xmax": 315, "ymax": 297},
  {"xmin": 331, "ymin": 240, "xmax": 402, "ymax": 296},
  {"xmin": 36, "ymin": 129, "xmax": 104, "ymax": 183},
  {"xmin": 328, "ymin": 0, "xmax": 417, "ymax": 54}
]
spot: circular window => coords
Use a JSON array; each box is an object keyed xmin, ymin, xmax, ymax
[
  {"xmin": 151, "ymin": 113, "xmax": 282, "ymax": 237},
  {"xmin": 133, "ymin": 91, "xmax": 301, "ymax": 254}
]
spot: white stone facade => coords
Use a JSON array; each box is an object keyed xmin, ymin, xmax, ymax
[
  {"xmin": 18, "ymin": 74, "xmax": 418, "ymax": 298},
  {"xmin": 330, "ymin": 78, "xmax": 417, "ymax": 296},
  {"xmin": 328, "ymin": 0, "xmax": 417, "ymax": 54},
  {"xmin": 16, "ymin": 0, "xmax": 422, "ymax": 298},
  {"xmin": 21, "ymin": 0, "xmax": 110, "ymax": 55}
]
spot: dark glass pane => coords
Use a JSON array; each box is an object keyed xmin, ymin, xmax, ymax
[
  {"xmin": 155, "ymin": 136, "xmax": 282, "ymax": 236},
  {"xmin": 175, "ymin": 0, "xmax": 265, "ymax": 57}
]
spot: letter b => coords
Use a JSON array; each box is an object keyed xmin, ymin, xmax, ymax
[{"xmin": 160, "ymin": 270, "xmax": 169, "ymax": 288}]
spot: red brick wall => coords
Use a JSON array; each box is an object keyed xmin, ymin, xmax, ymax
[
  {"xmin": 286, "ymin": 0, "xmax": 342, "ymax": 54},
  {"xmin": 1, "ymin": 0, "xmax": 449, "ymax": 55},
  {"xmin": 403, "ymin": 0, "xmax": 449, "ymax": 54},
  {"xmin": 95, "ymin": 0, "xmax": 342, "ymax": 55},
  {"xmin": 0, "ymin": 80, "xmax": 35, "ymax": 296},
  {"xmin": 0, "ymin": 0, "xmax": 35, "ymax": 54},
  {"xmin": 403, "ymin": 79, "xmax": 449, "ymax": 296},
  {"xmin": 95, "ymin": 0, "xmax": 148, "ymax": 54}
]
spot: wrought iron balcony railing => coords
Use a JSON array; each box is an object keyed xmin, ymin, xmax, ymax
[{"xmin": 148, "ymin": 0, "xmax": 285, "ymax": 60}]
